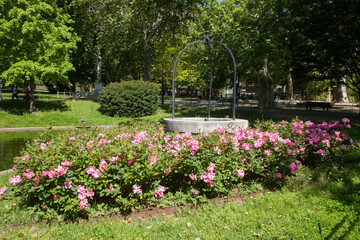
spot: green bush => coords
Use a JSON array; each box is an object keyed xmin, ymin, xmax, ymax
[
  {"xmin": 99, "ymin": 81, "xmax": 160, "ymax": 117},
  {"xmin": 1, "ymin": 119, "xmax": 356, "ymax": 220}
]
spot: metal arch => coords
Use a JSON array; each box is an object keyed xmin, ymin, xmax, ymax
[{"xmin": 172, "ymin": 33, "xmax": 237, "ymax": 120}]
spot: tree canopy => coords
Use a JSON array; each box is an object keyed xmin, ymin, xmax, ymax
[
  {"xmin": 1, "ymin": 0, "xmax": 359, "ymax": 104},
  {"xmin": 0, "ymin": 0, "xmax": 78, "ymax": 109}
]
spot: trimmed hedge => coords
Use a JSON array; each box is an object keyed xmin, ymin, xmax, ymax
[{"xmin": 99, "ymin": 81, "xmax": 159, "ymax": 117}]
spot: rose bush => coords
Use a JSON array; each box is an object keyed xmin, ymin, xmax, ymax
[{"xmin": 0, "ymin": 119, "xmax": 357, "ymax": 220}]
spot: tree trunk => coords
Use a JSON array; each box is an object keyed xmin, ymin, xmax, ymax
[
  {"xmin": 29, "ymin": 79, "xmax": 36, "ymax": 112},
  {"xmin": 91, "ymin": 52, "xmax": 103, "ymax": 98},
  {"xmin": 143, "ymin": 32, "xmax": 152, "ymax": 82},
  {"xmin": 258, "ymin": 58, "xmax": 275, "ymax": 108},
  {"xmin": 287, "ymin": 67, "xmax": 294, "ymax": 102},
  {"xmin": 144, "ymin": 50, "xmax": 151, "ymax": 81}
]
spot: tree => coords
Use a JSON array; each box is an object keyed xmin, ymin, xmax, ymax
[
  {"xmin": 284, "ymin": 0, "xmax": 360, "ymax": 100},
  {"xmin": 0, "ymin": 0, "xmax": 78, "ymax": 111},
  {"xmin": 191, "ymin": 0, "xmax": 286, "ymax": 108},
  {"xmin": 100, "ymin": 0, "xmax": 201, "ymax": 82}
]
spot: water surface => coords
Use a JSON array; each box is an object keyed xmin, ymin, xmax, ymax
[{"xmin": 0, "ymin": 131, "xmax": 59, "ymax": 171}]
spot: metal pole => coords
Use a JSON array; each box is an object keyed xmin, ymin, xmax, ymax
[
  {"xmin": 161, "ymin": 71, "xmax": 164, "ymax": 105},
  {"xmin": 206, "ymin": 37, "xmax": 213, "ymax": 120}
]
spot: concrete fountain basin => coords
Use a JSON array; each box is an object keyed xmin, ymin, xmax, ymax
[{"xmin": 163, "ymin": 117, "xmax": 248, "ymax": 133}]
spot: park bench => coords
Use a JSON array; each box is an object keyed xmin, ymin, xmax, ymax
[{"xmin": 305, "ymin": 101, "xmax": 332, "ymax": 112}]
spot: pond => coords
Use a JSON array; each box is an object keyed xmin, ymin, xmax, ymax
[{"xmin": 0, "ymin": 130, "xmax": 61, "ymax": 171}]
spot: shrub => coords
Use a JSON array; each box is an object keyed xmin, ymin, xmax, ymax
[
  {"xmin": 0, "ymin": 119, "xmax": 357, "ymax": 220},
  {"xmin": 99, "ymin": 81, "xmax": 160, "ymax": 117}
]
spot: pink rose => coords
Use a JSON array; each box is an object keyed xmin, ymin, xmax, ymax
[
  {"xmin": 64, "ymin": 181, "xmax": 72, "ymax": 189},
  {"xmin": 207, "ymin": 163, "xmax": 216, "ymax": 172},
  {"xmin": 235, "ymin": 169, "xmax": 245, "ymax": 178},
  {"xmin": 132, "ymin": 185, "xmax": 142, "ymax": 194}
]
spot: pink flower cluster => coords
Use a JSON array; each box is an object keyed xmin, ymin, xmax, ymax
[
  {"xmin": 42, "ymin": 166, "xmax": 67, "ymax": 179},
  {"xmin": 189, "ymin": 173, "xmax": 197, "ymax": 181},
  {"xmin": 191, "ymin": 188, "xmax": 199, "ymax": 195},
  {"xmin": 235, "ymin": 169, "xmax": 245, "ymax": 178},
  {"xmin": 99, "ymin": 160, "xmax": 108, "ymax": 169},
  {"xmin": 61, "ymin": 160, "xmax": 73, "ymax": 167},
  {"xmin": 86, "ymin": 140, "xmax": 95, "ymax": 149},
  {"xmin": 289, "ymin": 160, "xmax": 302, "ymax": 174},
  {"xmin": 0, "ymin": 186, "xmax": 7, "ymax": 196},
  {"xmin": 201, "ymin": 163, "xmax": 216, "ymax": 187},
  {"xmin": 64, "ymin": 181, "xmax": 72, "ymax": 189},
  {"xmin": 187, "ymin": 139, "xmax": 199, "ymax": 155},
  {"xmin": 131, "ymin": 131, "xmax": 148, "ymax": 145},
  {"xmin": 213, "ymin": 146, "xmax": 221, "ymax": 154},
  {"xmin": 153, "ymin": 186, "xmax": 165, "ymax": 197},
  {"xmin": 133, "ymin": 184, "xmax": 142, "ymax": 194},
  {"xmin": 149, "ymin": 153, "xmax": 157, "ymax": 165},
  {"xmin": 9, "ymin": 175, "xmax": 22, "ymax": 185},
  {"xmin": 22, "ymin": 169, "xmax": 35, "ymax": 179},
  {"xmin": 85, "ymin": 166, "xmax": 101, "ymax": 179},
  {"xmin": 108, "ymin": 155, "xmax": 119, "ymax": 163},
  {"xmin": 164, "ymin": 167, "xmax": 172, "ymax": 175},
  {"xmin": 77, "ymin": 185, "xmax": 94, "ymax": 210}
]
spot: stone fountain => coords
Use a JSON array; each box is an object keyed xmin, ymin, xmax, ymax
[{"xmin": 164, "ymin": 32, "xmax": 248, "ymax": 133}]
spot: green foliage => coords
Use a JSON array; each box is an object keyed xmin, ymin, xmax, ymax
[
  {"xmin": 0, "ymin": 0, "xmax": 79, "ymax": 87},
  {"xmin": 283, "ymin": 0, "xmax": 360, "ymax": 98},
  {"xmin": 99, "ymin": 81, "xmax": 160, "ymax": 118}
]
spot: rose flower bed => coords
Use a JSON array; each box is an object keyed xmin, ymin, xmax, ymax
[{"xmin": 0, "ymin": 118, "xmax": 357, "ymax": 220}]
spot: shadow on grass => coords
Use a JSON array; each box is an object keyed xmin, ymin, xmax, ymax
[
  {"xmin": 324, "ymin": 215, "xmax": 359, "ymax": 240},
  {"xmin": 291, "ymin": 148, "xmax": 360, "ymax": 238},
  {"xmin": 0, "ymin": 99, "xmax": 69, "ymax": 115},
  {"xmin": 308, "ymin": 149, "xmax": 360, "ymax": 206}
]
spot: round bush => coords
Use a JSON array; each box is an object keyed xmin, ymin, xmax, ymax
[{"xmin": 99, "ymin": 81, "xmax": 160, "ymax": 117}]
